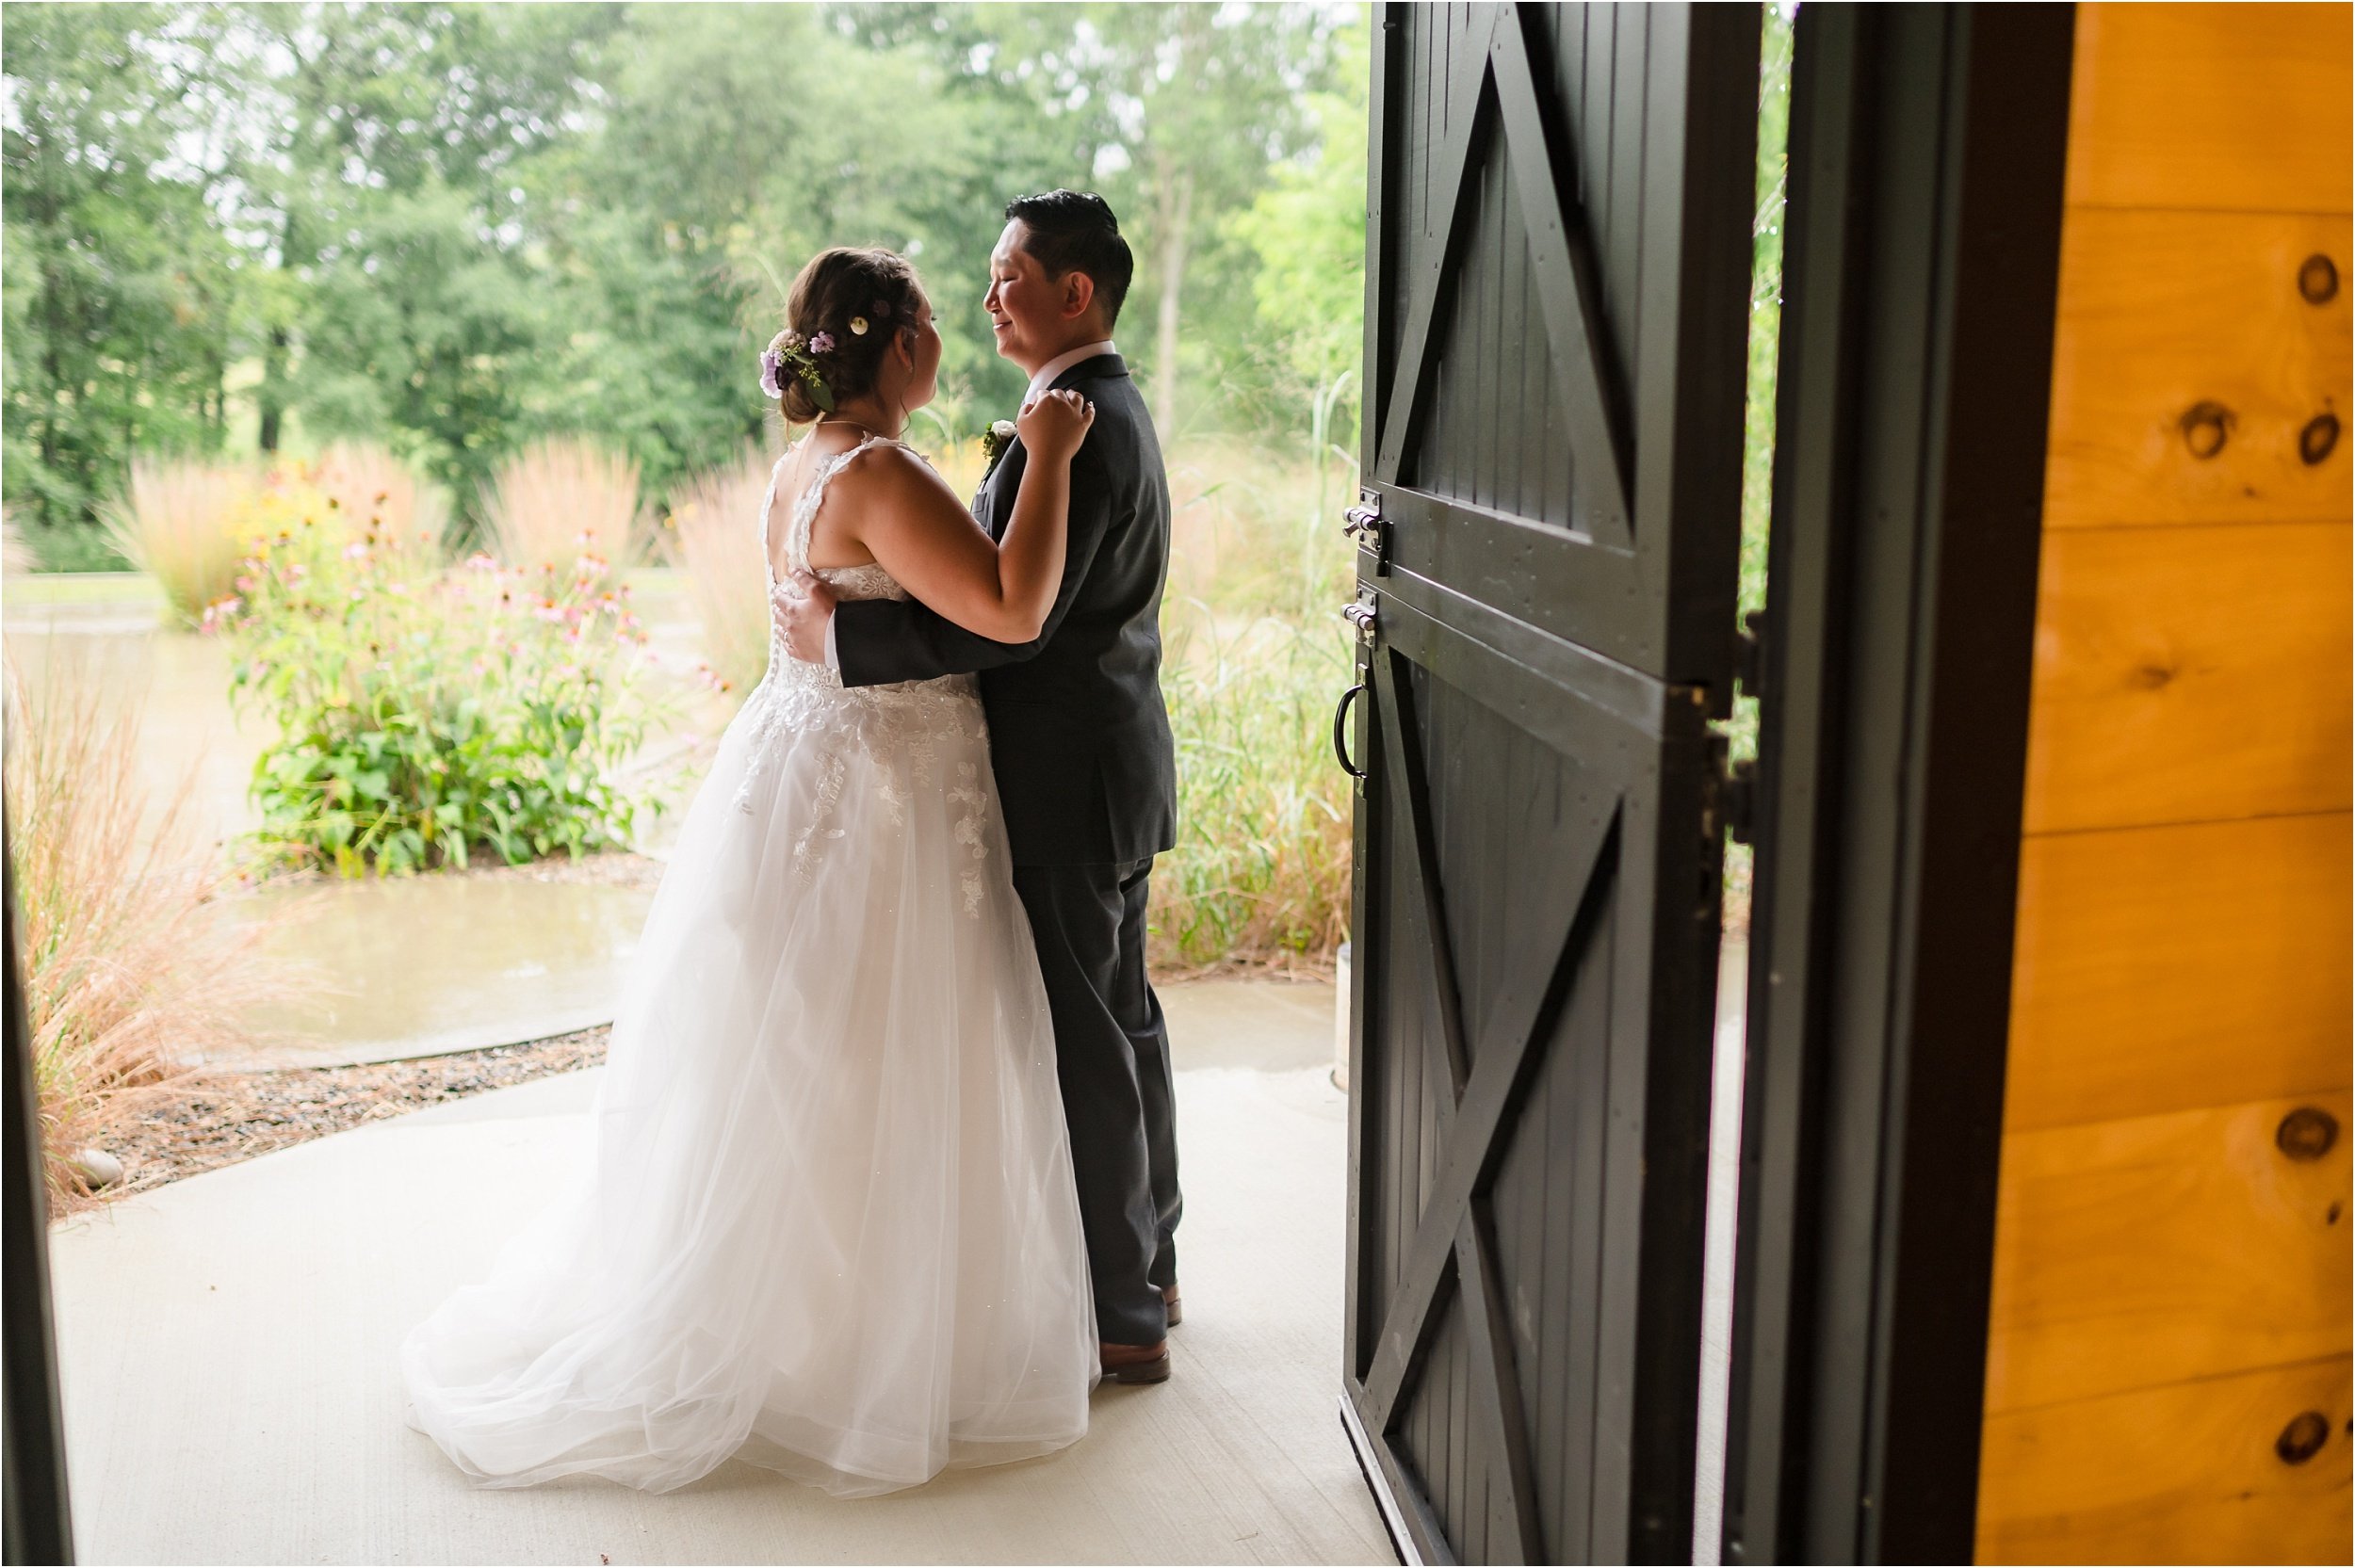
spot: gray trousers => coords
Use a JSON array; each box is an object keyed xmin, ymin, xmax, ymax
[{"xmin": 1010, "ymin": 856, "xmax": 1181, "ymax": 1347}]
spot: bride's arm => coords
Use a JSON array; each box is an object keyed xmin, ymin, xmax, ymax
[{"xmin": 845, "ymin": 391, "xmax": 1094, "ymax": 644}]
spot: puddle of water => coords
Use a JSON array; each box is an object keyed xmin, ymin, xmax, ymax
[
  {"xmin": 222, "ymin": 875, "xmax": 658, "ymax": 1069},
  {"xmin": 4, "ymin": 613, "xmax": 272, "ymax": 851},
  {"xmin": 7, "ymin": 569, "xmax": 731, "ymax": 1068}
]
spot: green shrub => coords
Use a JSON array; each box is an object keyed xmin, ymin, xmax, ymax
[{"xmin": 218, "ymin": 509, "xmax": 685, "ymax": 876}]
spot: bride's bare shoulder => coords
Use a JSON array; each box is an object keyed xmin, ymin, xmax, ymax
[{"xmin": 830, "ymin": 441, "xmax": 958, "ymax": 509}]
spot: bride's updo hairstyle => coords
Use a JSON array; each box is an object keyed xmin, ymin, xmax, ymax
[{"xmin": 770, "ymin": 247, "xmax": 927, "ymax": 425}]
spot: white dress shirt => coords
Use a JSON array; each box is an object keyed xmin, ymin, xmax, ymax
[{"xmin": 821, "ymin": 338, "xmax": 1118, "ymax": 670}]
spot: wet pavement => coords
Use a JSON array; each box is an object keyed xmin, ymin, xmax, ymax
[
  {"xmin": 221, "ymin": 876, "xmax": 658, "ymax": 1068},
  {"xmin": 4, "ymin": 572, "xmax": 709, "ymax": 1067},
  {"xmin": 6, "ymin": 574, "xmax": 1344, "ymax": 1075}
]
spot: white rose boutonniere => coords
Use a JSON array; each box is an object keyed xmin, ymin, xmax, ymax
[{"xmin": 980, "ymin": 419, "xmax": 1019, "ymax": 479}]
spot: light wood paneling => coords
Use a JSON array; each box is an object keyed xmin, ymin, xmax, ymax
[
  {"xmin": 1982, "ymin": 6, "xmax": 2353, "ymax": 1558},
  {"xmin": 2006, "ymin": 813, "xmax": 2352, "ymax": 1131},
  {"xmin": 1986, "ymin": 1092, "xmax": 2350, "ymax": 1414},
  {"xmin": 2044, "ymin": 209, "xmax": 2351, "ymax": 529},
  {"xmin": 2021, "ymin": 520, "xmax": 2352, "ymax": 835},
  {"xmin": 1978, "ymin": 1354, "xmax": 2353, "ymax": 1566},
  {"xmin": 2065, "ymin": 3, "xmax": 2353, "ymax": 215}
]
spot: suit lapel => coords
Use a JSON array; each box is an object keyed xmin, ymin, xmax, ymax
[
  {"xmin": 977, "ymin": 354, "xmax": 1129, "ymax": 540},
  {"xmin": 978, "ymin": 442, "xmax": 1025, "ymax": 542}
]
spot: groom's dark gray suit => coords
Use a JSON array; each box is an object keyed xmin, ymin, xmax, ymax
[{"xmin": 832, "ymin": 352, "xmax": 1180, "ymax": 1346}]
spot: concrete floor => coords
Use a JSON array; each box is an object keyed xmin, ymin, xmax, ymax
[{"xmin": 47, "ymin": 1054, "xmax": 1389, "ymax": 1565}]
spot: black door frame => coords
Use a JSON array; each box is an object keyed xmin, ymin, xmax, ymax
[
  {"xmin": 1718, "ymin": 5, "xmax": 2075, "ymax": 1564},
  {"xmin": 6, "ymin": 829, "xmax": 77, "ymax": 1566}
]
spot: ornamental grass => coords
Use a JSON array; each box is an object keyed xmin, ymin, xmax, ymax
[
  {"xmin": 99, "ymin": 456, "xmax": 255, "ymax": 625},
  {"xmin": 3, "ymin": 655, "xmax": 286, "ymax": 1207},
  {"xmin": 311, "ymin": 441, "xmax": 449, "ymax": 568},
  {"xmin": 1149, "ymin": 436, "xmax": 1357, "ymax": 973},
  {"xmin": 479, "ymin": 438, "xmax": 645, "ymax": 591},
  {"xmin": 660, "ymin": 448, "xmax": 774, "ymax": 697}
]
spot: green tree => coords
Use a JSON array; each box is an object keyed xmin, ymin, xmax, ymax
[
  {"xmin": 1227, "ymin": 8, "xmax": 1370, "ymax": 447},
  {"xmin": 2, "ymin": 4, "xmax": 243, "ymax": 533},
  {"xmin": 948, "ymin": 4, "xmax": 1345, "ymax": 435}
]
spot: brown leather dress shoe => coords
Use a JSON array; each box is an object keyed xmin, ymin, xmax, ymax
[
  {"xmin": 1099, "ymin": 1339, "xmax": 1172, "ymax": 1385},
  {"xmin": 1162, "ymin": 1283, "xmax": 1182, "ymax": 1328}
]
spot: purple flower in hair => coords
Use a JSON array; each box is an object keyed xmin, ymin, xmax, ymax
[
  {"xmin": 809, "ymin": 331, "xmax": 836, "ymax": 355},
  {"xmin": 757, "ymin": 350, "xmax": 786, "ymax": 399}
]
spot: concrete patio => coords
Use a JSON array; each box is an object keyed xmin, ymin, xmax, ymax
[{"xmin": 44, "ymin": 982, "xmax": 1392, "ymax": 1566}]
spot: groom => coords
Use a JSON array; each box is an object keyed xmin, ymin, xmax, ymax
[{"xmin": 776, "ymin": 190, "xmax": 1183, "ymax": 1384}]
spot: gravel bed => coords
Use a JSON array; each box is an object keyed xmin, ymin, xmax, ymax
[{"xmin": 50, "ymin": 1026, "xmax": 610, "ymax": 1221}]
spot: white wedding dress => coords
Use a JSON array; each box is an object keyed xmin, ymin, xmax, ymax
[{"xmin": 400, "ymin": 434, "xmax": 1097, "ymax": 1497}]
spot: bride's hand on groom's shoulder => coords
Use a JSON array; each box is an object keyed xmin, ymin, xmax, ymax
[
  {"xmin": 1016, "ymin": 388, "xmax": 1095, "ymax": 465},
  {"xmin": 772, "ymin": 571, "xmax": 836, "ymax": 665}
]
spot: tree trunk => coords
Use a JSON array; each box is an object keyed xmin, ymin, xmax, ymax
[
  {"xmin": 1152, "ymin": 161, "xmax": 1193, "ymax": 437},
  {"xmin": 259, "ymin": 210, "xmax": 297, "ymax": 453},
  {"xmin": 258, "ymin": 323, "xmax": 288, "ymax": 453}
]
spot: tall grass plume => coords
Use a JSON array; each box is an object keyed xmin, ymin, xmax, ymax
[
  {"xmin": 3, "ymin": 655, "xmax": 288, "ymax": 1208},
  {"xmin": 479, "ymin": 438, "xmax": 644, "ymax": 590},
  {"xmin": 312, "ymin": 440, "xmax": 449, "ymax": 567},
  {"xmin": 99, "ymin": 456, "xmax": 254, "ymax": 624},
  {"xmin": 661, "ymin": 448, "xmax": 775, "ymax": 696}
]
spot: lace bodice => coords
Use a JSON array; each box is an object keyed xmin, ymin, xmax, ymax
[
  {"xmin": 730, "ymin": 431, "xmax": 986, "ymax": 835},
  {"xmin": 764, "ymin": 431, "xmax": 910, "ymax": 611}
]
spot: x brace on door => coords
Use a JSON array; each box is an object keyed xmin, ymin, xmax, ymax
[{"xmin": 1372, "ymin": 3, "xmax": 1634, "ymax": 544}]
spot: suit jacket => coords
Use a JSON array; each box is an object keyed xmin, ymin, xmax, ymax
[{"xmin": 834, "ymin": 352, "xmax": 1178, "ymax": 867}]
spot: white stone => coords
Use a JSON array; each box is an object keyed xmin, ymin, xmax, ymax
[{"xmin": 69, "ymin": 1148, "xmax": 123, "ymax": 1189}]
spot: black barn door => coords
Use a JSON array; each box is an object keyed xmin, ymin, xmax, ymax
[{"xmin": 1338, "ymin": 5, "xmax": 1756, "ymax": 1563}]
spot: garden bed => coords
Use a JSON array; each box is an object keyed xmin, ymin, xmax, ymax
[{"xmin": 47, "ymin": 1026, "xmax": 611, "ymax": 1222}]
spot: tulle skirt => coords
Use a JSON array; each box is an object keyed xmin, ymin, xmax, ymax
[{"xmin": 399, "ymin": 670, "xmax": 1097, "ymax": 1496}]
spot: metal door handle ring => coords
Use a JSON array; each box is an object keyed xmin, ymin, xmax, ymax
[{"xmin": 1332, "ymin": 682, "xmax": 1370, "ymax": 780}]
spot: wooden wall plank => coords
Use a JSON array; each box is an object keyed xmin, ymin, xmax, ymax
[
  {"xmin": 1977, "ymin": 1354, "xmax": 2353, "ymax": 1566},
  {"xmin": 2065, "ymin": 3, "xmax": 2354, "ymax": 215},
  {"xmin": 2044, "ymin": 209, "xmax": 2352, "ymax": 529},
  {"xmin": 1983, "ymin": 5, "xmax": 2353, "ymax": 1559},
  {"xmin": 1985, "ymin": 1092, "xmax": 2351, "ymax": 1414},
  {"xmin": 2021, "ymin": 520, "xmax": 2352, "ymax": 835},
  {"xmin": 2006, "ymin": 813, "xmax": 2351, "ymax": 1131}
]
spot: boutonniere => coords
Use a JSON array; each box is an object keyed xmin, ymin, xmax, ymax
[{"xmin": 979, "ymin": 419, "xmax": 1018, "ymax": 478}]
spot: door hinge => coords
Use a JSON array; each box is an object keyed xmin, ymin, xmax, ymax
[
  {"xmin": 1342, "ymin": 488, "xmax": 1389, "ymax": 574},
  {"xmin": 1735, "ymin": 608, "xmax": 1766, "ymax": 703}
]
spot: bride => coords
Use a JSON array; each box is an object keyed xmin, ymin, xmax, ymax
[{"xmin": 400, "ymin": 246, "xmax": 1100, "ymax": 1498}]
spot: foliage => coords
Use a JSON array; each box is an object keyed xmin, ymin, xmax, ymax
[
  {"xmin": 1724, "ymin": 2, "xmax": 1795, "ymax": 773},
  {"xmin": 3, "ymin": 3, "xmax": 1368, "ymax": 557},
  {"xmin": 2, "ymin": 655, "xmax": 283, "ymax": 1205},
  {"xmin": 479, "ymin": 438, "xmax": 646, "ymax": 590},
  {"xmin": 1, "ymin": 6, "xmax": 244, "ymax": 530},
  {"xmin": 1227, "ymin": 16, "xmax": 1372, "ymax": 449},
  {"xmin": 950, "ymin": 4, "xmax": 1350, "ymax": 436},
  {"xmin": 99, "ymin": 457, "xmax": 255, "ymax": 625},
  {"xmin": 219, "ymin": 493, "xmax": 682, "ymax": 876},
  {"xmin": 310, "ymin": 440, "xmax": 451, "ymax": 560},
  {"xmin": 1149, "ymin": 435, "xmax": 1359, "ymax": 970},
  {"xmin": 1720, "ymin": 2, "xmax": 1795, "ymax": 926},
  {"xmin": 1154, "ymin": 611, "xmax": 1354, "ymax": 971}
]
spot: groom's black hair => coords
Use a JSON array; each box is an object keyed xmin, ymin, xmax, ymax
[{"xmin": 1004, "ymin": 190, "xmax": 1133, "ymax": 329}]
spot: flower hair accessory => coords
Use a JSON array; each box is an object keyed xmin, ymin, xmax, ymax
[{"xmin": 758, "ymin": 329, "xmax": 836, "ymax": 412}]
